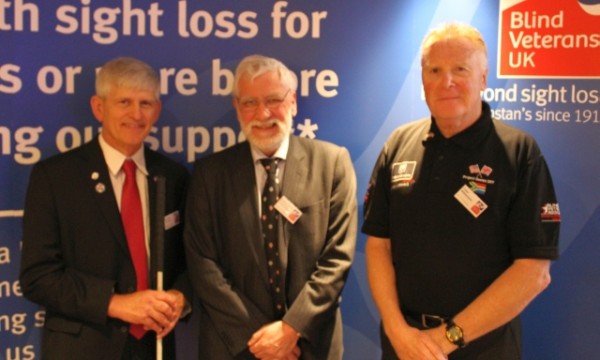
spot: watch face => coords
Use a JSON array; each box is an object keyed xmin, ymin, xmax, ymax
[
  {"xmin": 447, "ymin": 325, "xmax": 463, "ymax": 342},
  {"xmin": 445, "ymin": 321, "xmax": 466, "ymax": 347}
]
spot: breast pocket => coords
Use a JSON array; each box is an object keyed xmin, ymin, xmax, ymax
[{"xmin": 285, "ymin": 199, "xmax": 326, "ymax": 252}]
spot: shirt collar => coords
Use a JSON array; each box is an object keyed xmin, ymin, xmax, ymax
[
  {"xmin": 250, "ymin": 136, "xmax": 290, "ymax": 163},
  {"xmin": 428, "ymin": 101, "xmax": 493, "ymax": 150},
  {"xmin": 98, "ymin": 135, "xmax": 148, "ymax": 176}
]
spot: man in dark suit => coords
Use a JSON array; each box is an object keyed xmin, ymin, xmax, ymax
[
  {"xmin": 184, "ymin": 54, "xmax": 357, "ymax": 360},
  {"xmin": 20, "ymin": 57, "xmax": 191, "ymax": 360}
]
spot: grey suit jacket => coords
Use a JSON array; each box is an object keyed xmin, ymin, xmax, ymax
[
  {"xmin": 184, "ymin": 136, "xmax": 358, "ymax": 359},
  {"xmin": 20, "ymin": 137, "xmax": 191, "ymax": 360}
]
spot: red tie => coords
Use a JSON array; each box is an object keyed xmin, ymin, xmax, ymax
[{"xmin": 121, "ymin": 159, "xmax": 148, "ymax": 339}]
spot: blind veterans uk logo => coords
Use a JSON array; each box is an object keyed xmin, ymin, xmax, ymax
[{"xmin": 498, "ymin": 0, "xmax": 600, "ymax": 78}]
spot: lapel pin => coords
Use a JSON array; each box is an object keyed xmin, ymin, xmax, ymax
[{"xmin": 95, "ymin": 182, "xmax": 106, "ymax": 194}]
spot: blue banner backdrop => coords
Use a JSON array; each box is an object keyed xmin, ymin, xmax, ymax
[{"xmin": 1, "ymin": 1, "xmax": 598, "ymax": 359}]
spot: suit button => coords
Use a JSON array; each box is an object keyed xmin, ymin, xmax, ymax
[{"xmin": 120, "ymin": 326, "xmax": 128, "ymax": 333}]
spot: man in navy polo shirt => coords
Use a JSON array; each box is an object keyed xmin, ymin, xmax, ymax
[{"xmin": 362, "ymin": 22, "xmax": 560, "ymax": 360}]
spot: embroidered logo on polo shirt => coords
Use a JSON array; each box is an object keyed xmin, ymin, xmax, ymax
[
  {"xmin": 462, "ymin": 164, "xmax": 495, "ymax": 195},
  {"xmin": 392, "ymin": 161, "xmax": 416, "ymax": 188},
  {"xmin": 541, "ymin": 203, "xmax": 561, "ymax": 223}
]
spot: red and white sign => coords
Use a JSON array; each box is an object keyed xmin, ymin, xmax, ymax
[{"xmin": 498, "ymin": 0, "xmax": 600, "ymax": 78}]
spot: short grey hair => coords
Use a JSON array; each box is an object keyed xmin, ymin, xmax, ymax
[
  {"xmin": 95, "ymin": 57, "xmax": 160, "ymax": 99},
  {"xmin": 233, "ymin": 54, "xmax": 298, "ymax": 97},
  {"xmin": 421, "ymin": 22, "xmax": 488, "ymax": 72}
]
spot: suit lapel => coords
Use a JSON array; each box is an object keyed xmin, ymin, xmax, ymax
[
  {"xmin": 279, "ymin": 137, "xmax": 307, "ymax": 279},
  {"xmin": 233, "ymin": 144, "xmax": 271, "ymax": 287},
  {"xmin": 82, "ymin": 138, "xmax": 129, "ymax": 255},
  {"xmin": 281, "ymin": 137, "xmax": 307, "ymax": 212}
]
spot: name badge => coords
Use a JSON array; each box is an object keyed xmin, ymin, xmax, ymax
[
  {"xmin": 274, "ymin": 196, "xmax": 302, "ymax": 224},
  {"xmin": 454, "ymin": 185, "xmax": 488, "ymax": 218},
  {"xmin": 164, "ymin": 210, "xmax": 180, "ymax": 230}
]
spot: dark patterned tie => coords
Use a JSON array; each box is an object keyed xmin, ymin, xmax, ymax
[
  {"xmin": 260, "ymin": 158, "xmax": 286, "ymax": 319},
  {"xmin": 121, "ymin": 159, "xmax": 148, "ymax": 339}
]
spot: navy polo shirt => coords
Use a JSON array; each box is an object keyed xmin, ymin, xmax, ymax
[{"xmin": 362, "ymin": 102, "xmax": 560, "ymax": 316}]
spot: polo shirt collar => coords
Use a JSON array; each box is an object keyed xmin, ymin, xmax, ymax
[{"xmin": 429, "ymin": 101, "xmax": 493, "ymax": 150}]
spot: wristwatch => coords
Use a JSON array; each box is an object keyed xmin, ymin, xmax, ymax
[{"xmin": 445, "ymin": 319, "xmax": 466, "ymax": 348}]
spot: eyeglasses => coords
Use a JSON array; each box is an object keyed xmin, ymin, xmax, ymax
[{"xmin": 237, "ymin": 89, "xmax": 290, "ymax": 113}]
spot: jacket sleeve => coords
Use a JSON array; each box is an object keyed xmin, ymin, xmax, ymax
[
  {"xmin": 183, "ymin": 160, "xmax": 271, "ymax": 356},
  {"xmin": 282, "ymin": 146, "xmax": 358, "ymax": 343},
  {"xmin": 19, "ymin": 161, "xmax": 115, "ymax": 325}
]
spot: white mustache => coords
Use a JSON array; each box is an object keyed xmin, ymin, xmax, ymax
[{"xmin": 249, "ymin": 119, "xmax": 280, "ymax": 128}]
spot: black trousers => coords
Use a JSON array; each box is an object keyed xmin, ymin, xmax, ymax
[{"xmin": 121, "ymin": 332, "xmax": 155, "ymax": 360}]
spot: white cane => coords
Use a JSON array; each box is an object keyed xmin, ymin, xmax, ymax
[{"xmin": 152, "ymin": 176, "xmax": 166, "ymax": 360}]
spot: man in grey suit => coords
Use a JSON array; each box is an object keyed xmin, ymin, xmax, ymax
[
  {"xmin": 184, "ymin": 54, "xmax": 357, "ymax": 360},
  {"xmin": 20, "ymin": 57, "xmax": 191, "ymax": 360}
]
